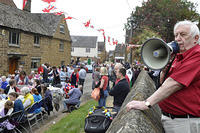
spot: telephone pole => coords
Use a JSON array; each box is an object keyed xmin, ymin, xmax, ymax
[{"xmin": 129, "ymin": 12, "xmax": 134, "ymax": 64}]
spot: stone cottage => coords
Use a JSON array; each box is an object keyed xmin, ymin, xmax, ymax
[{"xmin": 0, "ymin": 0, "xmax": 71, "ymax": 75}]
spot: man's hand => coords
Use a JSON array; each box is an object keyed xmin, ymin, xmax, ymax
[{"xmin": 126, "ymin": 100, "xmax": 149, "ymax": 112}]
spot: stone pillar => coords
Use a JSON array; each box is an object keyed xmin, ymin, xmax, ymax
[{"xmin": 106, "ymin": 71, "xmax": 164, "ymax": 133}]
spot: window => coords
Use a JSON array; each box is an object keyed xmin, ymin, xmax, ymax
[
  {"xmin": 59, "ymin": 41, "xmax": 64, "ymax": 51},
  {"xmin": 60, "ymin": 24, "xmax": 65, "ymax": 33},
  {"xmin": 34, "ymin": 35, "xmax": 40, "ymax": 45},
  {"xmin": 86, "ymin": 48, "xmax": 90, "ymax": 53},
  {"xmin": 9, "ymin": 31, "xmax": 20, "ymax": 45},
  {"xmin": 71, "ymin": 47, "xmax": 74, "ymax": 52},
  {"xmin": 31, "ymin": 58, "xmax": 41, "ymax": 70}
]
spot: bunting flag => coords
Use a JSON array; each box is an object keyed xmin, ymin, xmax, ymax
[
  {"xmin": 112, "ymin": 38, "xmax": 115, "ymax": 45},
  {"xmin": 84, "ymin": 20, "xmax": 90, "ymax": 27},
  {"xmin": 97, "ymin": 29, "xmax": 104, "ymax": 32},
  {"xmin": 90, "ymin": 25, "xmax": 94, "ymax": 28},
  {"xmin": 39, "ymin": 1, "xmax": 122, "ymax": 47},
  {"xmin": 54, "ymin": 11, "xmax": 64, "ymax": 15},
  {"xmin": 42, "ymin": 5, "xmax": 56, "ymax": 13},
  {"xmin": 41, "ymin": 0, "xmax": 56, "ymax": 4},
  {"xmin": 22, "ymin": 0, "xmax": 28, "ymax": 9},
  {"xmin": 64, "ymin": 16, "xmax": 73, "ymax": 20},
  {"xmin": 108, "ymin": 36, "xmax": 110, "ymax": 42}
]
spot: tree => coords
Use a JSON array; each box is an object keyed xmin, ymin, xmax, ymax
[
  {"xmin": 131, "ymin": 27, "xmax": 161, "ymax": 61},
  {"xmin": 128, "ymin": 0, "xmax": 200, "ymax": 42}
]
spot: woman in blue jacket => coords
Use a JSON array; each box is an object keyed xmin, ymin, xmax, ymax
[{"xmin": 8, "ymin": 92, "xmax": 24, "ymax": 113}]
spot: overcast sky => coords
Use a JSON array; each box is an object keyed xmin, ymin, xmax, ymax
[{"xmin": 13, "ymin": 0, "xmax": 200, "ymax": 51}]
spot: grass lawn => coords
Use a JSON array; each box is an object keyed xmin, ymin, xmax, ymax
[{"xmin": 44, "ymin": 100, "xmax": 97, "ymax": 133}]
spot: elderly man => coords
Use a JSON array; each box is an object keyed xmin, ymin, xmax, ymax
[{"xmin": 126, "ymin": 20, "xmax": 200, "ymax": 133}]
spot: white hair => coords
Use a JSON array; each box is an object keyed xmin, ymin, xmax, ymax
[
  {"xmin": 1, "ymin": 76, "xmax": 6, "ymax": 80},
  {"xmin": 174, "ymin": 20, "xmax": 200, "ymax": 43},
  {"xmin": 114, "ymin": 63, "xmax": 123, "ymax": 70},
  {"xmin": 21, "ymin": 87, "xmax": 30, "ymax": 95}
]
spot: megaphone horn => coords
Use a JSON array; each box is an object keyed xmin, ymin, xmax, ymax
[{"xmin": 141, "ymin": 38, "xmax": 179, "ymax": 70}]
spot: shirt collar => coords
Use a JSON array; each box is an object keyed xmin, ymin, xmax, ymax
[{"xmin": 176, "ymin": 44, "xmax": 199, "ymax": 61}]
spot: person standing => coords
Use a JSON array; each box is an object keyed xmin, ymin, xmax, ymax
[
  {"xmin": 126, "ymin": 20, "xmax": 200, "ymax": 133},
  {"xmin": 92, "ymin": 67, "xmax": 101, "ymax": 90},
  {"xmin": 109, "ymin": 68, "xmax": 130, "ymax": 113},
  {"xmin": 78, "ymin": 65, "xmax": 87, "ymax": 93},
  {"xmin": 42, "ymin": 63, "xmax": 49, "ymax": 83},
  {"xmin": 70, "ymin": 68, "xmax": 79, "ymax": 88},
  {"xmin": 98, "ymin": 67, "xmax": 109, "ymax": 107}
]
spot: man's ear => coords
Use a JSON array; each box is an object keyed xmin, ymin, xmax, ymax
[{"xmin": 194, "ymin": 35, "xmax": 199, "ymax": 43}]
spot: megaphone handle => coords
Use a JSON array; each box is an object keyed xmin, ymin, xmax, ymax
[{"xmin": 162, "ymin": 54, "xmax": 176, "ymax": 84}]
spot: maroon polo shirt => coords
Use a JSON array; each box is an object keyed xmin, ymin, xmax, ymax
[{"xmin": 159, "ymin": 44, "xmax": 200, "ymax": 116}]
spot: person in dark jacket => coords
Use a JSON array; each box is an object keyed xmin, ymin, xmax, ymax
[
  {"xmin": 4, "ymin": 79, "xmax": 19, "ymax": 95},
  {"xmin": 33, "ymin": 79, "xmax": 41, "ymax": 94},
  {"xmin": 42, "ymin": 63, "xmax": 49, "ymax": 83},
  {"xmin": 8, "ymin": 92, "xmax": 24, "ymax": 113},
  {"xmin": 109, "ymin": 68, "xmax": 130, "ymax": 113},
  {"xmin": 41, "ymin": 84, "xmax": 53, "ymax": 115},
  {"xmin": 51, "ymin": 66, "xmax": 61, "ymax": 86}
]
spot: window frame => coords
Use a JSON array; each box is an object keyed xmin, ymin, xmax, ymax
[
  {"xmin": 59, "ymin": 41, "xmax": 64, "ymax": 51},
  {"xmin": 34, "ymin": 35, "xmax": 40, "ymax": 46},
  {"xmin": 71, "ymin": 47, "xmax": 74, "ymax": 52},
  {"xmin": 31, "ymin": 58, "xmax": 41, "ymax": 71},
  {"xmin": 9, "ymin": 31, "xmax": 20, "ymax": 47},
  {"xmin": 86, "ymin": 48, "xmax": 90, "ymax": 53},
  {"xmin": 60, "ymin": 24, "xmax": 65, "ymax": 34}
]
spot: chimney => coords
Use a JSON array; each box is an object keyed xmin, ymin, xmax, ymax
[{"xmin": 23, "ymin": 0, "xmax": 31, "ymax": 12}]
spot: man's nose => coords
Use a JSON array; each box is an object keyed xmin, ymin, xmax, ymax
[{"xmin": 175, "ymin": 34, "xmax": 181, "ymax": 41}]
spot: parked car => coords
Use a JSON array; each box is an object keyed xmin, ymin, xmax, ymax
[{"xmin": 86, "ymin": 65, "xmax": 93, "ymax": 73}]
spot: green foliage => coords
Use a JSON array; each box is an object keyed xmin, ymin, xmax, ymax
[
  {"xmin": 128, "ymin": 0, "xmax": 200, "ymax": 42},
  {"xmin": 44, "ymin": 100, "xmax": 97, "ymax": 133}
]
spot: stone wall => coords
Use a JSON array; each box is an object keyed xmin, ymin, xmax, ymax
[{"xmin": 106, "ymin": 71, "xmax": 164, "ymax": 133}]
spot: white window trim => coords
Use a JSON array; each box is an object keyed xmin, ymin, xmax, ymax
[
  {"xmin": 9, "ymin": 31, "xmax": 20, "ymax": 46},
  {"xmin": 60, "ymin": 24, "xmax": 65, "ymax": 34}
]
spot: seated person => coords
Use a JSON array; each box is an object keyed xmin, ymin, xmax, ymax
[
  {"xmin": 0, "ymin": 89, "xmax": 7, "ymax": 100},
  {"xmin": 0, "ymin": 100, "xmax": 15, "ymax": 132},
  {"xmin": 32, "ymin": 88, "xmax": 42, "ymax": 114},
  {"xmin": 5, "ymin": 79, "xmax": 20, "ymax": 95},
  {"xmin": 33, "ymin": 79, "xmax": 41, "ymax": 94},
  {"xmin": 0, "ymin": 76, "xmax": 8, "ymax": 90},
  {"xmin": 15, "ymin": 71, "xmax": 29, "ymax": 85},
  {"xmin": 41, "ymin": 84, "xmax": 53, "ymax": 115},
  {"xmin": 62, "ymin": 86, "xmax": 82, "ymax": 113},
  {"xmin": 21, "ymin": 87, "xmax": 34, "ymax": 109},
  {"xmin": 8, "ymin": 92, "xmax": 24, "ymax": 113}
]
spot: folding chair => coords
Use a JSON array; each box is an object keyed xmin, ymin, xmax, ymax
[
  {"xmin": 35, "ymin": 100, "xmax": 44, "ymax": 123},
  {"xmin": 0, "ymin": 115, "xmax": 9, "ymax": 133},
  {"xmin": 25, "ymin": 103, "xmax": 40, "ymax": 133},
  {"xmin": 9, "ymin": 110, "xmax": 23, "ymax": 133}
]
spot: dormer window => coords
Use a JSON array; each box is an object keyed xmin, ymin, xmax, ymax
[{"xmin": 60, "ymin": 24, "xmax": 65, "ymax": 34}]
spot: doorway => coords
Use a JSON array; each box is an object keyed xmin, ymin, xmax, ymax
[{"xmin": 9, "ymin": 58, "xmax": 18, "ymax": 74}]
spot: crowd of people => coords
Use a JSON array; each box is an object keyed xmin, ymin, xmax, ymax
[
  {"xmin": 91, "ymin": 62, "xmax": 144, "ymax": 113},
  {"xmin": 0, "ymin": 63, "xmax": 88, "ymax": 132}
]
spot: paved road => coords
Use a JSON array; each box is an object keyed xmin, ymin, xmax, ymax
[{"xmin": 80, "ymin": 73, "xmax": 93, "ymax": 103}]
